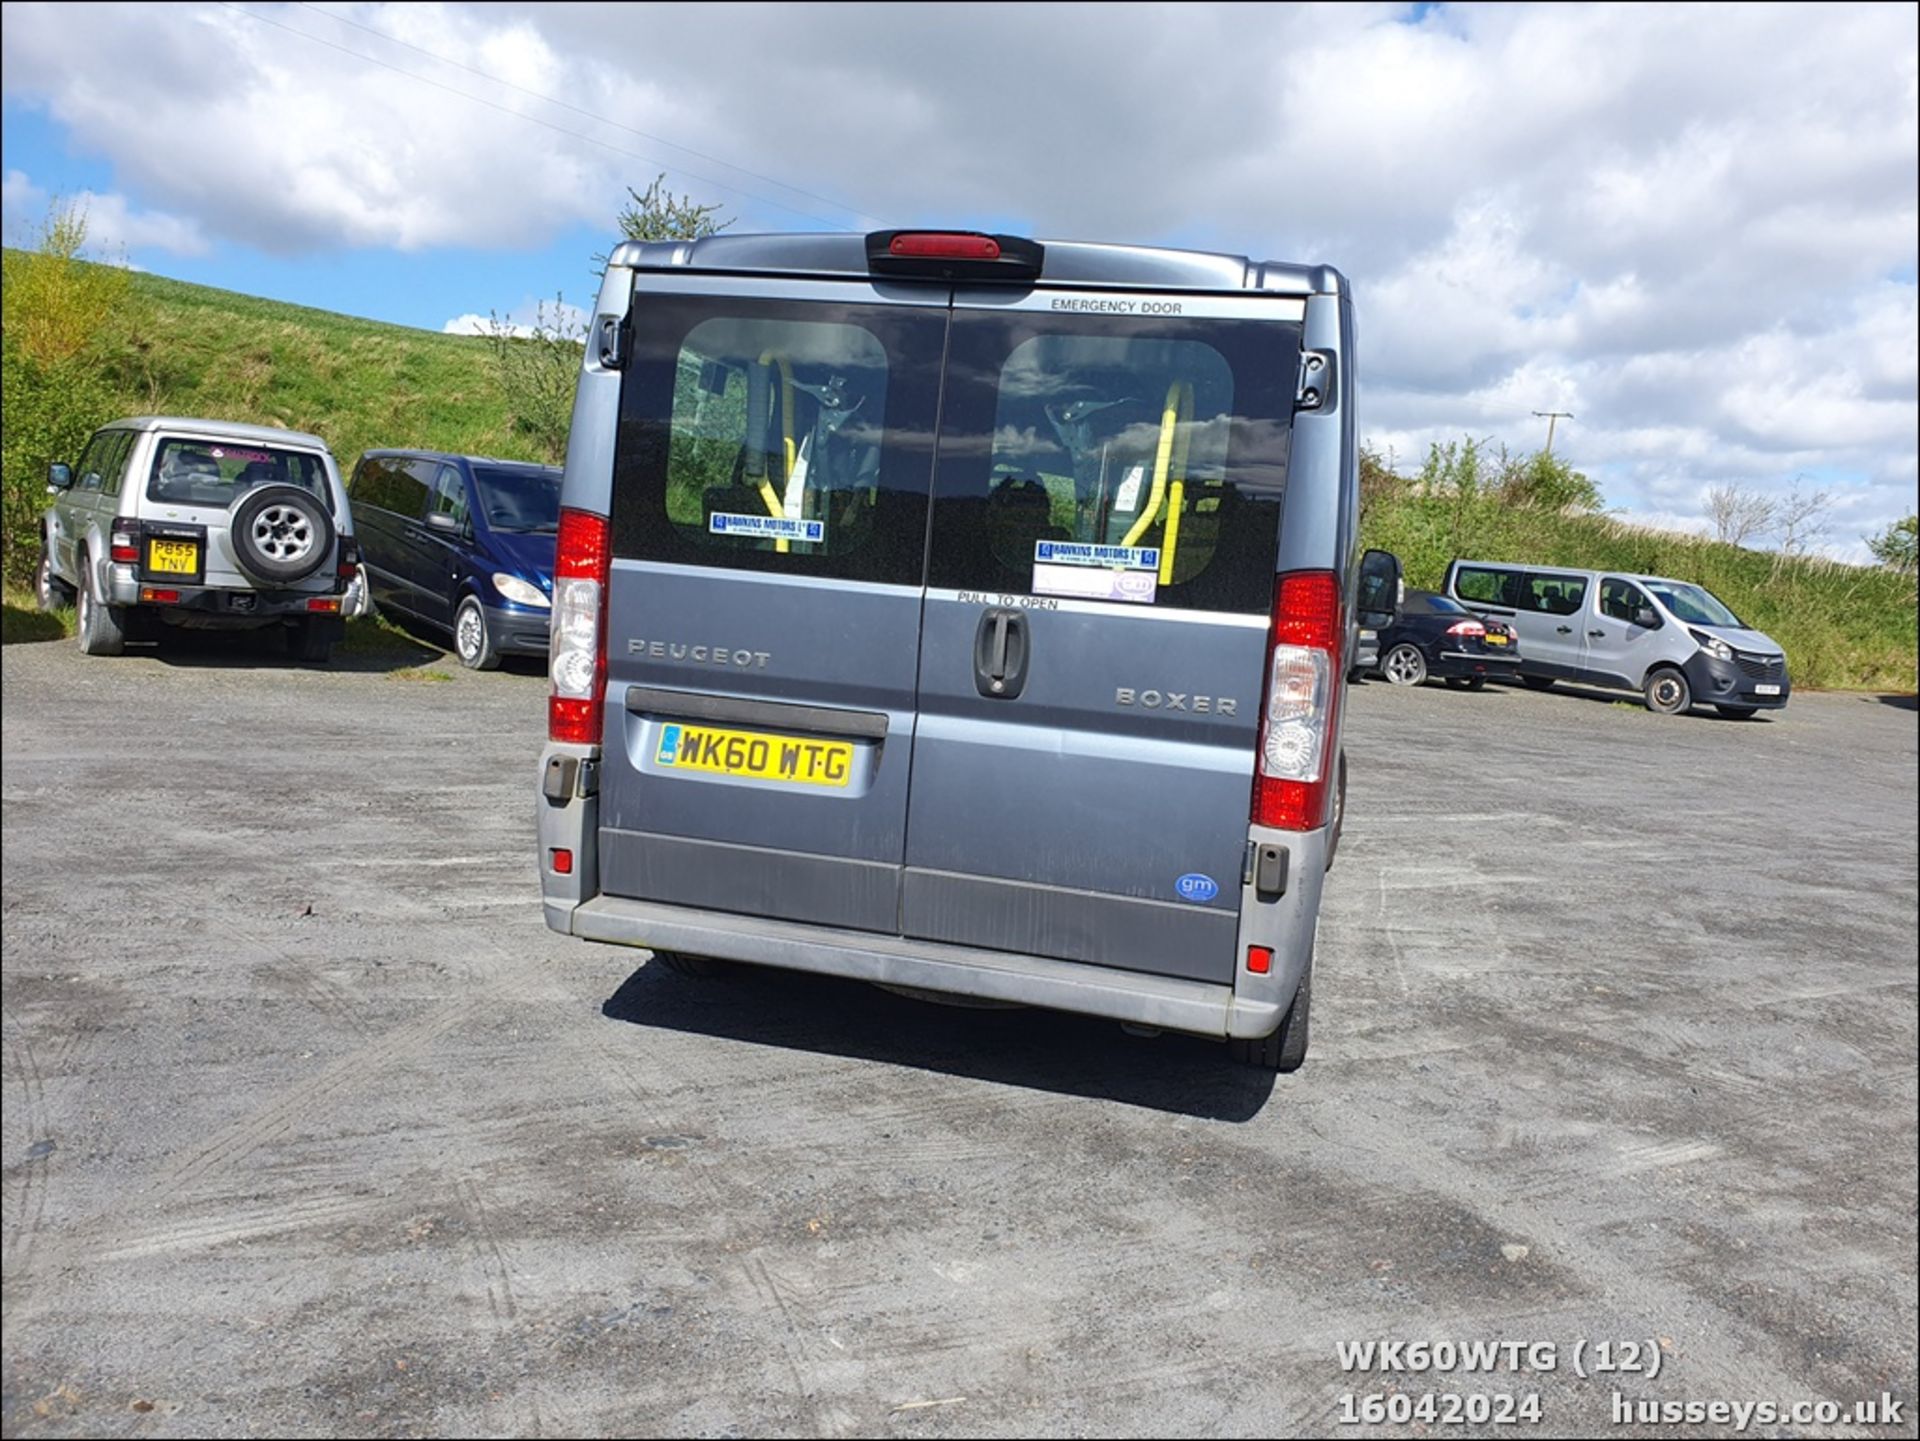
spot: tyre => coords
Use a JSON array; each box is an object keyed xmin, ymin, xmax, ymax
[
  {"xmin": 1445, "ymin": 676, "xmax": 1487, "ymax": 691},
  {"xmin": 230, "ymin": 484, "xmax": 336, "ymax": 585},
  {"xmin": 1381, "ymin": 643, "xmax": 1428, "ymax": 687},
  {"xmin": 36, "ymin": 539, "xmax": 75, "ymax": 611},
  {"xmin": 285, "ymin": 618, "xmax": 336, "ymax": 663},
  {"xmin": 1519, "ymin": 675, "xmax": 1556, "ymax": 691},
  {"xmin": 1643, "ymin": 666, "xmax": 1692, "ymax": 715},
  {"xmin": 654, "ymin": 950, "xmax": 725, "ymax": 979},
  {"xmin": 74, "ymin": 558, "xmax": 127, "ymax": 657},
  {"xmin": 453, "ymin": 595, "xmax": 502, "ymax": 671},
  {"xmin": 345, "ymin": 564, "xmax": 375, "ymax": 620},
  {"xmin": 1716, "ymin": 704, "xmax": 1759, "ymax": 720},
  {"xmin": 1230, "ymin": 961, "xmax": 1311, "ymax": 1072}
]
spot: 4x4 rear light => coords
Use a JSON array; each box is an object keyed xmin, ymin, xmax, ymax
[
  {"xmin": 110, "ymin": 518, "xmax": 140, "ymax": 564},
  {"xmin": 549, "ymin": 507, "xmax": 611, "ymax": 745},
  {"xmin": 1252, "ymin": 571, "xmax": 1342, "ymax": 832}
]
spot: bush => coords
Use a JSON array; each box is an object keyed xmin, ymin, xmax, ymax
[{"xmin": 0, "ymin": 203, "xmax": 132, "ymax": 586}]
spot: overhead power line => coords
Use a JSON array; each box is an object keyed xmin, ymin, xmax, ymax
[
  {"xmin": 294, "ymin": 1, "xmax": 875, "ymax": 228},
  {"xmin": 214, "ymin": 2, "xmax": 861, "ymax": 230}
]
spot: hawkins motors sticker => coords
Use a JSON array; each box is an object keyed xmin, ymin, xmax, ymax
[
  {"xmin": 709, "ymin": 512, "xmax": 824, "ymax": 543},
  {"xmin": 1031, "ymin": 539, "xmax": 1160, "ymax": 605}
]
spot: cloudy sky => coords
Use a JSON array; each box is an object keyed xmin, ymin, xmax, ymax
[{"xmin": 3, "ymin": 2, "xmax": 1915, "ymax": 556}]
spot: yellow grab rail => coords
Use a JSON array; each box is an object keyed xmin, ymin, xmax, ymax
[
  {"xmin": 756, "ymin": 351, "xmax": 796, "ymax": 552},
  {"xmin": 1159, "ymin": 382, "xmax": 1193, "ymax": 585},
  {"xmin": 1121, "ymin": 381, "xmax": 1183, "ymax": 550}
]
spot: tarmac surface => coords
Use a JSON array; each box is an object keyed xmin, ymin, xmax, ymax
[{"xmin": 3, "ymin": 633, "xmax": 1915, "ymax": 1437}]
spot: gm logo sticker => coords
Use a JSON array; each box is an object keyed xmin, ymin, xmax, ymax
[{"xmin": 1175, "ymin": 873, "xmax": 1220, "ymax": 904}]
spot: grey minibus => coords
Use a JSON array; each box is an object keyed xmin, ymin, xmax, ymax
[
  {"xmin": 1445, "ymin": 558, "xmax": 1789, "ymax": 717},
  {"xmin": 536, "ymin": 230, "xmax": 1400, "ymax": 1071}
]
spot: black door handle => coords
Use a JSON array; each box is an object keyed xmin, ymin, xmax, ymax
[
  {"xmin": 1556, "ymin": 625, "xmax": 1574, "ymax": 634},
  {"xmin": 1588, "ymin": 628, "xmax": 1606, "ymax": 638},
  {"xmin": 973, "ymin": 607, "xmax": 1030, "ymax": 699}
]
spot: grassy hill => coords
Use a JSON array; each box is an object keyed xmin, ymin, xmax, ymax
[
  {"xmin": 2, "ymin": 258, "xmax": 1913, "ymax": 689},
  {"xmin": 88, "ymin": 267, "xmax": 546, "ymax": 471}
]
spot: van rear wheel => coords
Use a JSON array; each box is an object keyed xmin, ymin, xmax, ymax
[
  {"xmin": 1230, "ymin": 963, "xmax": 1311, "ymax": 1073},
  {"xmin": 654, "ymin": 950, "xmax": 726, "ymax": 979}
]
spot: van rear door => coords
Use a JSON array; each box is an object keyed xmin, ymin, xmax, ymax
[
  {"xmin": 594, "ymin": 279, "xmax": 947, "ymax": 932},
  {"xmin": 901, "ymin": 292, "xmax": 1304, "ymax": 985}
]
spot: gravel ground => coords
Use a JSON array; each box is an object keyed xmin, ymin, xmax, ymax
[{"xmin": 2, "ymin": 632, "xmax": 1915, "ymax": 1438}]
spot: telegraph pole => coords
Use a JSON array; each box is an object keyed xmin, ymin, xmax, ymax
[{"xmin": 1532, "ymin": 410, "xmax": 1574, "ymax": 455}]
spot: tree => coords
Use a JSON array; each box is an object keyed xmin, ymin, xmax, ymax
[
  {"xmin": 1773, "ymin": 476, "xmax": 1833, "ymax": 556},
  {"xmin": 1, "ymin": 198, "xmax": 129, "ymax": 586},
  {"xmin": 616, "ymin": 174, "xmax": 732, "ymax": 244},
  {"xmin": 485, "ymin": 296, "xmax": 584, "ymax": 464},
  {"xmin": 1866, "ymin": 514, "xmax": 1917, "ymax": 572},
  {"xmin": 1498, "ymin": 448, "xmax": 1602, "ymax": 512},
  {"xmin": 0, "ymin": 197, "xmax": 130, "ymax": 366},
  {"xmin": 1704, "ymin": 483, "xmax": 1775, "ymax": 546}
]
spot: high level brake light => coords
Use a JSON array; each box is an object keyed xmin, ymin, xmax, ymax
[
  {"xmin": 890, "ymin": 233, "xmax": 1002, "ymax": 260},
  {"xmin": 865, "ymin": 229, "xmax": 1044, "ymax": 281},
  {"xmin": 1252, "ymin": 571, "xmax": 1343, "ymax": 832},
  {"xmin": 548, "ymin": 507, "xmax": 611, "ymax": 745}
]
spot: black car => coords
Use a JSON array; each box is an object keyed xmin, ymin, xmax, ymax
[{"xmin": 1373, "ymin": 589, "xmax": 1521, "ymax": 690}]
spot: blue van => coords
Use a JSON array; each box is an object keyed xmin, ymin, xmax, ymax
[{"xmin": 347, "ymin": 451, "xmax": 561, "ymax": 668}]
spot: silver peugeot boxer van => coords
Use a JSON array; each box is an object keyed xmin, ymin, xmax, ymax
[
  {"xmin": 535, "ymin": 230, "xmax": 1400, "ymax": 1071},
  {"xmin": 1445, "ymin": 559, "xmax": 1789, "ymax": 717}
]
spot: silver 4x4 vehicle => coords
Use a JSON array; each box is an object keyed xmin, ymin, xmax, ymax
[
  {"xmin": 536, "ymin": 231, "xmax": 1401, "ymax": 1071},
  {"xmin": 38, "ymin": 417, "xmax": 358, "ymax": 662}
]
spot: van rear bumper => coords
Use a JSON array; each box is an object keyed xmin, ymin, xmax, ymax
[{"xmin": 557, "ymin": 891, "xmax": 1285, "ymax": 1040}]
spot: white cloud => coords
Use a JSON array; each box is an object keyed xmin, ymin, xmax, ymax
[
  {"xmin": 2, "ymin": 2, "xmax": 1914, "ymax": 541},
  {"xmin": 1, "ymin": 169, "xmax": 208, "ymax": 258},
  {"xmin": 441, "ymin": 298, "xmax": 587, "ymax": 337}
]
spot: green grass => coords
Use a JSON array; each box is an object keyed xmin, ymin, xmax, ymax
[
  {"xmin": 93, "ymin": 267, "xmax": 547, "ymax": 476},
  {"xmin": 341, "ymin": 612, "xmax": 440, "ymax": 658},
  {"xmin": 1362, "ymin": 495, "xmax": 1917, "ymax": 692},
  {"xmin": 2, "ymin": 587, "xmax": 71, "ymax": 644}
]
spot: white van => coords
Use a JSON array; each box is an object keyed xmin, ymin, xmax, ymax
[{"xmin": 1445, "ymin": 559, "xmax": 1789, "ymax": 717}]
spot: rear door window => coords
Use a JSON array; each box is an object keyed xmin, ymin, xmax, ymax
[
  {"xmin": 1520, "ymin": 572, "xmax": 1589, "ymax": 616},
  {"xmin": 1454, "ymin": 565, "xmax": 1523, "ymax": 609},
  {"xmin": 610, "ymin": 295, "xmax": 946, "ymax": 585},
  {"xmin": 926, "ymin": 312, "xmax": 1298, "ymax": 613},
  {"xmin": 101, "ymin": 433, "xmax": 134, "ymax": 497},
  {"xmin": 149, "ymin": 438, "xmax": 330, "ymax": 511},
  {"xmin": 353, "ymin": 457, "xmax": 429, "ymax": 518}
]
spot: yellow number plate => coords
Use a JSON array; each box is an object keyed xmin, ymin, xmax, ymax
[
  {"xmin": 1485, "ymin": 633, "xmax": 1508, "ymax": 646},
  {"xmin": 656, "ymin": 723, "xmax": 854, "ymax": 787},
  {"xmin": 148, "ymin": 539, "xmax": 199, "ymax": 574}
]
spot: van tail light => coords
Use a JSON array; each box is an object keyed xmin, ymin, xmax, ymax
[
  {"xmin": 1252, "ymin": 570, "xmax": 1342, "ymax": 832},
  {"xmin": 1446, "ymin": 619, "xmax": 1486, "ymax": 637},
  {"xmin": 549, "ymin": 507, "xmax": 611, "ymax": 745},
  {"xmin": 110, "ymin": 518, "xmax": 140, "ymax": 564}
]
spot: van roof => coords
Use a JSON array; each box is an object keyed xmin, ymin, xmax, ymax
[
  {"xmin": 607, "ymin": 231, "xmax": 1346, "ymax": 297},
  {"xmin": 1451, "ymin": 558, "xmax": 1702, "ymax": 588},
  {"xmin": 108, "ymin": 416, "xmax": 333, "ymax": 451},
  {"xmin": 364, "ymin": 449, "xmax": 562, "ymax": 470}
]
